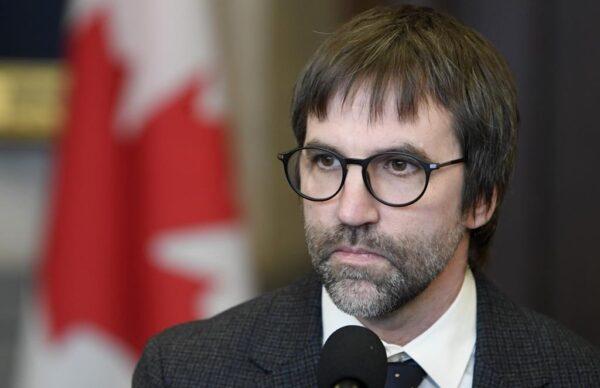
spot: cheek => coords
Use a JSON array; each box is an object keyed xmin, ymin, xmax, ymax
[
  {"xmin": 378, "ymin": 205, "xmax": 459, "ymax": 239},
  {"xmin": 303, "ymin": 200, "xmax": 334, "ymax": 226},
  {"xmin": 380, "ymin": 173, "xmax": 464, "ymax": 233},
  {"xmin": 425, "ymin": 168, "xmax": 464, "ymax": 213}
]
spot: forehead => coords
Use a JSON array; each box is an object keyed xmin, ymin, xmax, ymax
[{"xmin": 305, "ymin": 91, "xmax": 459, "ymax": 160}]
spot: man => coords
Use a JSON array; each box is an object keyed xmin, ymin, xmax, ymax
[{"xmin": 133, "ymin": 5, "xmax": 600, "ymax": 387}]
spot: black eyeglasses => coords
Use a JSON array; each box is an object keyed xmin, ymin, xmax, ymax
[{"xmin": 278, "ymin": 146, "xmax": 465, "ymax": 207}]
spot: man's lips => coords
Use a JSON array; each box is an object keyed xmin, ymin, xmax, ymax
[{"xmin": 331, "ymin": 246, "xmax": 387, "ymax": 266}]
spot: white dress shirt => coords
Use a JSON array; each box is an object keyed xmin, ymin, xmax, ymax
[{"xmin": 321, "ymin": 268, "xmax": 477, "ymax": 388}]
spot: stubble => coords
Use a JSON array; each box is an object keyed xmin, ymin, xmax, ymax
[{"xmin": 305, "ymin": 222, "xmax": 464, "ymax": 319}]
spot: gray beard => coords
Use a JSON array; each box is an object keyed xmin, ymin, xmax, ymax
[{"xmin": 305, "ymin": 222, "xmax": 464, "ymax": 319}]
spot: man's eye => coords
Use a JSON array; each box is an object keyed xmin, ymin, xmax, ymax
[
  {"xmin": 314, "ymin": 154, "xmax": 339, "ymax": 169},
  {"xmin": 389, "ymin": 159, "xmax": 407, "ymax": 171},
  {"xmin": 382, "ymin": 158, "xmax": 418, "ymax": 175}
]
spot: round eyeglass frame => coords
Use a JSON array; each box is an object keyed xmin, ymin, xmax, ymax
[{"xmin": 277, "ymin": 146, "xmax": 466, "ymax": 207}]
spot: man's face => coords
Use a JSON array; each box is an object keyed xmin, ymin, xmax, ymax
[{"xmin": 304, "ymin": 91, "xmax": 467, "ymax": 319}]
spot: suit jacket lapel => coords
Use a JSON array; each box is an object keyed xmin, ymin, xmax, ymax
[
  {"xmin": 473, "ymin": 271, "xmax": 550, "ymax": 387},
  {"xmin": 248, "ymin": 272, "xmax": 323, "ymax": 386}
]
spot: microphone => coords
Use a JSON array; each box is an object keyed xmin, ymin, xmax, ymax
[{"xmin": 317, "ymin": 325, "xmax": 387, "ymax": 388}]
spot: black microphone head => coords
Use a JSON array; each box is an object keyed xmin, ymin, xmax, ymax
[{"xmin": 317, "ymin": 325, "xmax": 387, "ymax": 388}]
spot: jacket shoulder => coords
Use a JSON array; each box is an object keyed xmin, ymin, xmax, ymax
[
  {"xmin": 521, "ymin": 307, "xmax": 600, "ymax": 372},
  {"xmin": 133, "ymin": 273, "xmax": 321, "ymax": 387},
  {"xmin": 474, "ymin": 272, "xmax": 600, "ymax": 386}
]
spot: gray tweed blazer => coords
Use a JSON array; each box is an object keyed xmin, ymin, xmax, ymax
[{"xmin": 133, "ymin": 272, "xmax": 600, "ymax": 387}]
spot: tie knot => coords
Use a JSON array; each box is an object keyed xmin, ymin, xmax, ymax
[{"xmin": 385, "ymin": 359, "xmax": 426, "ymax": 388}]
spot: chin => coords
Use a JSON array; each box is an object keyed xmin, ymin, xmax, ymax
[
  {"xmin": 340, "ymin": 278, "xmax": 380, "ymax": 296},
  {"xmin": 327, "ymin": 278, "xmax": 395, "ymax": 318}
]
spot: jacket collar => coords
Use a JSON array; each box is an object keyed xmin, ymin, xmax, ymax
[{"xmin": 473, "ymin": 271, "xmax": 550, "ymax": 387}]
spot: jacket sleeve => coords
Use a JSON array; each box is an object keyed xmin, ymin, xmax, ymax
[{"xmin": 132, "ymin": 336, "xmax": 166, "ymax": 388}]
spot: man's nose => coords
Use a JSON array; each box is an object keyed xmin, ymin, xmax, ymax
[{"xmin": 336, "ymin": 166, "xmax": 380, "ymax": 226}]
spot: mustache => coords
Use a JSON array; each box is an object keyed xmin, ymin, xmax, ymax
[{"xmin": 306, "ymin": 224, "xmax": 397, "ymax": 263}]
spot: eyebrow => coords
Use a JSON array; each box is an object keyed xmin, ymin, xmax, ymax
[{"xmin": 303, "ymin": 139, "xmax": 433, "ymax": 162}]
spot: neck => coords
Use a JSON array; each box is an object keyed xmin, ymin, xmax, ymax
[{"xmin": 357, "ymin": 235, "xmax": 469, "ymax": 346}]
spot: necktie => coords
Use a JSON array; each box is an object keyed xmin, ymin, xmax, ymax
[{"xmin": 384, "ymin": 359, "xmax": 426, "ymax": 388}]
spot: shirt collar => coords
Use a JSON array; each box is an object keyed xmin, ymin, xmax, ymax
[{"xmin": 321, "ymin": 268, "xmax": 477, "ymax": 388}]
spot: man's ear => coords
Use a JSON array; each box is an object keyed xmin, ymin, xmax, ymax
[{"xmin": 464, "ymin": 189, "xmax": 498, "ymax": 230}]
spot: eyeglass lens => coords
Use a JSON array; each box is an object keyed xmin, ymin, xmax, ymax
[{"xmin": 285, "ymin": 148, "xmax": 427, "ymax": 206}]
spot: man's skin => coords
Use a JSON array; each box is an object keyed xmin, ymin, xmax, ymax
[{"xmin": 303, "ymin": 90, "xmax": 496, "ymax": 346}]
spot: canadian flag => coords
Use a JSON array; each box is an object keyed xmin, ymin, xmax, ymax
[{"xmin": 15, "ymin": 0, "xmax": 254, "ymax": 387}]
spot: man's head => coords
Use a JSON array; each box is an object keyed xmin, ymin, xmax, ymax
[{"xmin": 285, "ymin": 5, "xmax": 518, "ymax": 318}]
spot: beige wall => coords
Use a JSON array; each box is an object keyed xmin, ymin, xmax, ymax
[{"xmin": 224, "ymin": 1, "xmax": 348, "ymax": 289}]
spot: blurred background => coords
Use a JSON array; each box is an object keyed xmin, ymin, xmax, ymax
[{"xmin": 0, "ymin": 0, "xmax": 599, "ymax": 387}]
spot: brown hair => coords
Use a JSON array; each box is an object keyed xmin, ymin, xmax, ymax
[{"xmin": 290, "ymin": 5, "xmax": 519, "ymax": 268}]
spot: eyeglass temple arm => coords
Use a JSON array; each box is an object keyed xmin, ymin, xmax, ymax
[{"xmin": 430, "ymin": 158, "xmax": 466, "ymax": 170}]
